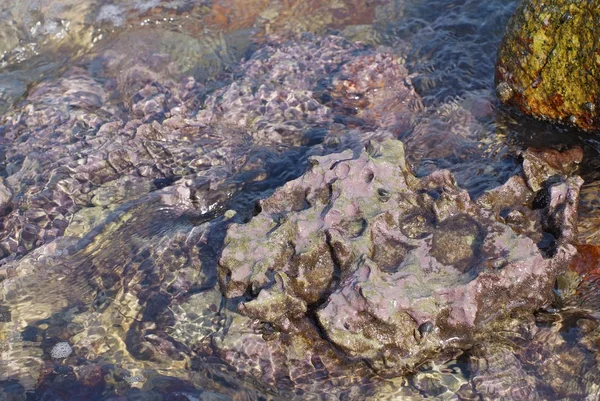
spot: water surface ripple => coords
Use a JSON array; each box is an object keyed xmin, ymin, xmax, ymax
[{"xmin": 1, "ymin": 0, "xmax": 599, "ymax": 400}]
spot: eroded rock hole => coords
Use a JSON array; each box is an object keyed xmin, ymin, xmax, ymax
[
  {"xmin": 431, "ymin": 214, "xmax": 485, "ymax": 273},
  {"xmin": 401, "ymin": 211, "xmax": 435, "ymax": 239}
]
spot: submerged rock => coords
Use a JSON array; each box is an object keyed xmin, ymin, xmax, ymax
[
  {"xmin": 495, "ymin": 0, "xmax": 600, "ymax": 130},
  {"xmin": 577, "ymin": 181, "xmax": 600, "ymax": 246},
  {"xmin": 219, "ymin": 139, "xmax": 581, "ymax": 378},
  {"xmin": 0, "ymin": 33, "xmax": 422, "ymax": 398},
  {"xmin": 0, "ymin": 33, "xmax": 419, "ymax": 263},
  {"xmin": 0, "ymin": 15, "xmax": 592, "ymax": 396},
  {"xmin": 459, "ymin": 286, "xmax": 600, "ymax": 401},
  {"xmin": 560, "ymin": 244, "xmax": 600, "ymax": 314}
]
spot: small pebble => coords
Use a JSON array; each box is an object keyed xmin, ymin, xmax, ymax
[
  {"xmin": 585, "ymin": 102, "xmax": 596, "ymax": 113},
  {"xmin": 50, "ymin": 342, "xmax": 73, "ymax": 359},
  {"xmin": 495, "ymin": 81, "xmax": 514, "ymax": 103},
  {"xmin": 418, "ymin": 321, "xmax": 435, "ymax": 337}
]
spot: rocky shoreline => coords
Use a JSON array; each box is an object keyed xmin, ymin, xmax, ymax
[{"xmin": 0, "ymin": 1, "xmax": 599, "ymax": 398}]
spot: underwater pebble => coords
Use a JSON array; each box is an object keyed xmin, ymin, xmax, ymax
[
  {"xmin": 50, "ymin": 342, "xmax": 72, "ymax": 359},
  {"xmin": 124, "ymin": 374, "xmax": 146, "ymax": 384}
]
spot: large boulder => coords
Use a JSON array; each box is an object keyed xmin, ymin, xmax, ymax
[
  {"xmin": 219, "ymin": 138, "xmax": 582, "ymax": 377},
  {"xmin": 495, "ymin": 0, "xmax": 600, "ymax": 130}
]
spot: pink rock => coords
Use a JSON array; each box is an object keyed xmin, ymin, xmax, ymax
[{"xmin": 219, "ymin": 139, "xmax": 581, "ymax": 376}]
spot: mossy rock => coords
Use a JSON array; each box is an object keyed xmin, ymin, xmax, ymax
[{"xmin": 495, "ymin": 0, "xmax": 600, "ymax": 131}]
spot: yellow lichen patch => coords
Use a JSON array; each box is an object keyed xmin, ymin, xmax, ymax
[{"xmin": 496, "ymin": 0, "xmax": 600, "ymax": 131}]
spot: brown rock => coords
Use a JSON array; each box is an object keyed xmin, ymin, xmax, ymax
[{"xmin": 496, "ymin": 0, "xmax": 600, "ymax": 130}]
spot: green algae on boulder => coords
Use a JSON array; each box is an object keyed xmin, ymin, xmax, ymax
[
  {"xmin": 219, "ymin": 139, "xmax": 582, "ymax": 376},
  {"xmin": 495, "ymin": 0, "xmax": 600, "ymax": 130}
]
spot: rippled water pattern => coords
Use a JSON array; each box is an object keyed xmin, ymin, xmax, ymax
[{"xmin": 1, "ymin": 0, "xmax": 600, "ymax": 400}]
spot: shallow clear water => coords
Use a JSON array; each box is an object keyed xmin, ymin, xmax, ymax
[{"xmin": 1, "ymin": 0, "xmax": 600, "ymax": 400}]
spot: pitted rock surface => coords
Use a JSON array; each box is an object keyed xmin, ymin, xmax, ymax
[
  {"xmin": 0, "ymin": 33, "xmax": 419, "ymax": 264},
  {"xmin": 0, "ymin": 33, "xmax": 422, "ymax": 399},
  {"xmin": 0, "ymin": 18, "xmax": 594, "ymax": 398},
  {"xmin": 219, "ymin": 139, "xmax": 582, "ymax": 375}
]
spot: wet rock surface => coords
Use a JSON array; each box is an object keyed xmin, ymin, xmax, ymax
[
  {"xmin": 1, "ymin": 0, "xmax": 600, "ymax": 398},
  {"xmin": 495, "ymin": 0, "xmax": 600, "ymax": 130},
  {"xmin": 0, "ymin": 33, "xmax": 423, "ymax": 399},
  {"xmin": 576, "ymin": 181, "xmax": 600, "ymax": 246},
  {"xmin": 0, "ymin": 0, "xmax": 411, "ymax": 116},
  {"xmin": 0, "ymin": 33, "xmax": 418, "ymax": 264},
  {"xmin": 448, "ymin": 242, "xmax": 600, "ymax": 401},
  {"xmin": 219, "ymin": 139, "xmax": 582, "ymax": 378}
]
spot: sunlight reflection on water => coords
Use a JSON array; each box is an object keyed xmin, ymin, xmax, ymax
[{"xmin": 0, "ymin": 0, "xmax": 599, "ymax": 400}]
